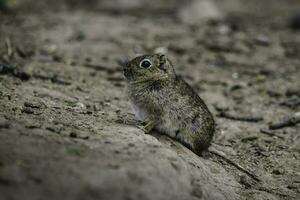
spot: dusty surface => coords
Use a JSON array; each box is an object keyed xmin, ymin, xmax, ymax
[{"xmin": 0, "ymin": 0, "xmax": 300, "ymax": 200}]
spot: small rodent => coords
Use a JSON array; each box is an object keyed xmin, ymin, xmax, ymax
[
  {"xmin": 122, "ymin": 53, "xmax": 260, "ymax": 181},
  {"xmin": 123, "ymin": 53, "xmax": 215, "ymax": 154}
]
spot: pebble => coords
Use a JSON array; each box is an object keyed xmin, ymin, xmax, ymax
[
  {"xmin": 239, "ymin": 175, "xmax": 252, "ymax": 188},
  {"xmin": 75, "ymin": 102, "xmax": 85, "ymax": 109},
  {"xmin": 93, "ymin": 104, "xmax": 101, "ymax": 111},
  {"xmin": 25, "ymin": 123, "xmax": 41, "ymax": 129},
  {"xmin": 217, "ymin": 25, "xmax": 231, "ymax": 35},
  {"xmin": 257, "ymin": 143, "xmax": 268, "ymax": 152},
  {"xmin": 22, "ymin": 107, "xmax": 34, "ymax": 114},
  {"xmin": 69, "ymin": 131, "xmax": 89, "ymax": 140},
  {"xmin": 254, "ymin": 35, "xmax": 271, "ymax": 46},
  {"xmin": 289, "ymin": 12, "xmax": 300, "ymax": 30},
  {"xmin": 241, "ymin": 135, "xmax": 258, "ymax": 142},
  {"xmin": 0, "ymin": 64, "xmax": 30, "ymax": 80},
  {"xmin": 285, "ymin": 87, "xmax": 300, "ymax": 97},
  {"xmin": 68, "ymin": 30, "xmax": 85, "ymax": 42},
  {"xmin": 281, "ymin": 96, "xmax": 300, "ymax": 109},
  {"xmin": 272, "ymin": 168, "xmax": 285, "ymax": 175},
  {"xmin": 0, "ymin": 64, "xmax": 14, "ymax": 74},
  {"xmin": 69, "ymin": 132, "xmax": 78, "ymax": 138},
  {"xmin": 46, "ymin": 125, "xmax": 63, "ymax": 134},
  {"xmin": 24, "ymin": 100, "xmax": 45, "ymax": 109},
  {"xmin": 0, "ymin": 117, "xmax": 10, "ymax": 129}
]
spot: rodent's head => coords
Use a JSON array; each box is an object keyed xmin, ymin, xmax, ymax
[{"xmin": 123, "ymin": 54, "xmax": 176, "ymax": 83}]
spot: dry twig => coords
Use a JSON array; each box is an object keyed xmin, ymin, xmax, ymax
[
  {"xmin": 269, "ymin": 112, "xmax": 300, "ymax": 130},
  {"xmin": 217, "ymin": 111, "xmax": 263, "ymax": 122}
]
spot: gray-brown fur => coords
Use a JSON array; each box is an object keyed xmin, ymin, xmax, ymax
[{"xmin": 123, "ymin": 53, "xmax": 215, "ymax": 154}]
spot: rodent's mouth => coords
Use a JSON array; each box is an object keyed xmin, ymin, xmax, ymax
[{"xmin": 158, "ymin": 62, "xmax": 167, "ymax": 72}]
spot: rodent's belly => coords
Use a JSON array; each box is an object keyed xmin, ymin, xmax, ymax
[
  {"xmin": 131, "ymin": 102, "xmax": 150, "ymax": 122},
  {"xmin": 156, "ymin": 117, "xmax": 180, "ymax": 137},
  {"xmin": 131, "ymin": 97, "xmax": 184, "ymax": 132},
  {"xmin": 131, "ymin": 96, "xmax": 196, "ymax": 148}
]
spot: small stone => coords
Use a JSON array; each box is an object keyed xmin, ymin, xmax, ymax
[
  {"xmin": 281, "ymin": 96, "xmax": 300, "ymax": 109},
  {"xmin": 114, "ymin": 82, "xmax": 124, "ymax": 87},
  {"xmin": 86, "ymin": 110, "xmax": 93, "ymax": 115},
  {"xmin": 286, "ymin": 87, "xmax": 300, "ymax": 97},
  {"xmin": 191, "ymin": 186, "xmax": 203, "ymax": 198},
  {"xmin": 85, "ymin": 57, "xmax": 92, "ymax": 63},
  {"xmin": 46, "ymin": 44, "xmax": 58, "ymax": 54},
  {"xmin": 0, "ymin": 64, "xmax": 14, "ymax": 74},
  {"xmin": 257, "ymin": 144, "xmax": 268, "ymax": 152},
  {"xmin": 115, "ymin": 119, "xmax": 124, "ymax": 124},
  {"xmin": 46, "ymin": 125, "xmax": 63, "ymax": 134},
  {"xmin": 217, "ymin": 25, "xmax": 231, "ymax": 35},
  {"xmin": 22, "ymin": 107, "xmax": 34, "ymax": 114},
  {"xmin": 232, "ymin": 72, "xmax": 239, "ymax": 79},
  {"xmin": 239, "ymin": 175, "xmax": 252, "ymax": 188},
  {"xmin": 108, "ymin": 163, "xmax": 120, "ymax": 170},
  {"xmin": 254, "ymin": 35, "xmax": 271, "ymax": 46},
  {"xmin": 113, "ymin": 150, "xmax": 121, "ymax": 154},
  {"xmin": 75, "ymin": 102, "xmax": 85, "ymax": 109},
  {"xmin": 25, "ymin": 123, "xmax": 41, "ymax": 129},
  {"xmin": 128, "ymin": 143, "xmax": 135, "ymax": 147},
  {"xmin": 241, "ymin": 136, "xmax": 258, "ymax": 142},
  {"xmin": 289, "ymin": 12, "xmax": 300, "ymax": 30},
  {"xmin": 24, "ymin": 100, "xmax": 45, "ymax": 109},
  {"xmin": 52, "ymin": 55, "xmax": 62, "ymax": 62},
  {"xmin": 213, "ymin": 103, "xmax": 229, "ymax": 112},
  {"xmin": 0, "ymin": 64, "xmax": 30, "ymax": 80},
  {"xmin": 187, "ymin": 56, "xmax": 197, "ymax": 64},
  {"xmin": 287, "ymin": 181, "xmax": 300, "ymax": 192},
  {"xmin": 272, "ymin": 168, "xmax": 284, "ymax": 175},
  {"xmin": 66, "ymin": 59, "xmax": 76, "ymax": 66},
  {"xmin": 68, "ymin": 30, "xmax": 85, "ymax": 42},
  {"xmin": 80, "ymin": 135, "xmax": 89, "ymax": 140},
  {"xmin": 70, "ymin": 131, "xmax": 89, "ymax": 140},
  {"xmin": 69, "ymin": 132, "xmax": 77, "ymax": 138},
  {"xmin": 93, "ymin": 104, "xmax": 101, "ymax": 111},
  {"xmin": 0, "ymin": 118, "xmax": 10, "ymax": 129}
]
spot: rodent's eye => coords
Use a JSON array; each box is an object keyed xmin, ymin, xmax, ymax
[{"xmin": 139, "ymin": 59, "xmax": 152, "ymax": 69}]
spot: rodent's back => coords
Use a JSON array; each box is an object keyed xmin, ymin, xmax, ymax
[{"xmin": 170, "ymin": 77, "xmax": 215, "ymax": 153}]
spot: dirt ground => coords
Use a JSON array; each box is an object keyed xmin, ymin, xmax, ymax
[{"xmin": 0, "ymin": 0, "xmax": 299, "ymax": 200}]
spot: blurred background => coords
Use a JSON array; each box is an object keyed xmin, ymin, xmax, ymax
[
  {"xmin": 0, "ymin": 1, "xmax": 300, "ymax": 200},
  {"xmin": 1, "ymin": 0, "xmax": 300, "ymax": 25}
]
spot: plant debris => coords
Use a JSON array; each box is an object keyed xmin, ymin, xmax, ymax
[
  {"xmin": 269, "ymin": 112, "xmax": 300, "ymax": 130},
  {"xmin": 217, "ymin": 110, "xmax": 263, "ymax": 122}
]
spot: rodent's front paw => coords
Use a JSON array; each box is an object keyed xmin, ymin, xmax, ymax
[{"xmin": 136, "ymin": 121, "xmax": 155, "ymax": 134}]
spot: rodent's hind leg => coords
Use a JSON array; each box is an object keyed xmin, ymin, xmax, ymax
[{"xmin": 174, "ymin": 130, "xmax": 195, "ymax": 152}]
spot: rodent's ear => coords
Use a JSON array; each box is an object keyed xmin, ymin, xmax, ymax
[
  {"xmin": 130, "ymin": 47, "xmax": 144, "ymax": 60},
  {"xmin": 116, "ymin": 56, "xmax": 130, "ymax": 67},
  {"xmin": 131, "ymin": 53, "xmax": 143, "ymax": 60},
  {"xmin": 154, "ymin": 47, "xmax": 168, "ymax": 55}
]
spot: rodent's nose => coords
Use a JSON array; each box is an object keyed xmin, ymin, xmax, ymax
[
  {"xmin": 158, "ymin": 54, "xmax": 166, "ymax": 63},
  {"xmin": 158, "ymin": 53, "xmax": 165, "ymax": 58}
]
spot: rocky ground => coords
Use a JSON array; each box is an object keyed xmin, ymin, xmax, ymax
[{"xmin": 0, "ymin": 0, "xmax": 299, "ymax": 200}]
